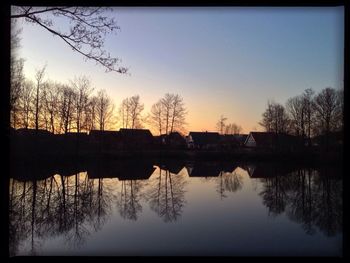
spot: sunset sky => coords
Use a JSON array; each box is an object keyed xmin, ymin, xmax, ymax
[{"xmin": 15, "ymin": 7, "xmax": 344, "ymax": 134}]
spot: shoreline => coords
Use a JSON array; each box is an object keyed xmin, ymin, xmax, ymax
[{"xmin": 10, "ymin": 148, "xmax": 343, "ymax": 164}]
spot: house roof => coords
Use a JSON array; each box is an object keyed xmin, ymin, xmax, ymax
[
  {"xmin": 234, "ymin": 134, "xmax": 248, "ymax": 144},
  {"xmin": 247, "ymin": 163, "xmax": 296, "ymax": 178},
  {"xmin": 189, "ymin": 131, "xmax": 220, "ymax": 146},
  {"xmin": 16, "ymin": 128, "xmax": 53, "ymax": 136},
  {"xmin": 160, "ymin": 132, "xmax": 186, "ymax": 144},
  {"xmin": 64, "ymin": 132, "xmax": 88, "ymax": 137},
  {"xmin": 156, "ymin": 160, "xmax": 185, "ymax": 174},
  {"xmin": 187, "ymin": 162, "xmax": 222, "ymax": 177},
  {"xmin": 220, "ymin": 134, "xmax": 240, "ymax": 145},
  {"xmin": 119, "ymin": 128, "xmax": 153, "ymax": 138},
  {"xmin": 89, "ymin": 130, "xmax": 118, "ymax": 136},
  {"xmin": 245, "ymin": 132, "xmax": 299, "ymax": 147}
]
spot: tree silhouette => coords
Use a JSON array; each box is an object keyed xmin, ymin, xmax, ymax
[
  {"xmin": 9, "ymin": 171, "xmax": 116, "ymax": 255},
  {"xmin": 117, "ymin": 180, "xmax": 145, "ymax": 221},
  {"xmin": 216, "ymin": 115, "xmax": 227, "ymax": 135},
  {"xmin": 11, "ymin": 6, "xmax": 128, "ymax": 73},
  {"xmin": 259, "ymin": 101, "xmax": 290, "ymax": 134},
  {"xmin": 146, "ymin": 167, "xmax": 187, "ymax": 222}
]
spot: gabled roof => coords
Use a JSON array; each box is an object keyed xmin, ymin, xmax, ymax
[
  {"xmin": 220, "ymin": 134, "xmax": 240, "ymax": 145},
  {"xmin": 160, "ymin": 132, "xmax": 186, "ymax": 144},
  {"xmin": 89, "ymin": 130, "xmax": 118, "ymax": 136},
  {"xmin": 64, "ymin": 132, "xmax": 88, "ymax": 137},
  {"xmin": 234, "ymin": 134, "xmax": 248, "ymax": 144},
  {"xmin": 187, "ymin": 162, "xmax": 222, "ymax": 177},
  {"xmin": 246, "ymin": 132, "xmax": 276, "ymax": 146},
  {"xmin": 189, "ymin": 131, "xmax": 220, "ymax": 146},
  {"xmin": 16, "ymin": 128, "xmax": 53, "ymax": 136},
  {"xmin": 156, "ymin": 160, "xmax": 185, "ymax": 174},
  {"xmin": 119, "ymin": 128, "xmax": 153, "ymax": 138},
  {"xmin": 245, "ymin": 132, "xmax": 299, "ymax": 147}
]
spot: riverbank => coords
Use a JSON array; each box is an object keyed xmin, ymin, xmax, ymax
[{"xmin": 10, "ymin": 148, "xmax": 343, "ymax": 165}]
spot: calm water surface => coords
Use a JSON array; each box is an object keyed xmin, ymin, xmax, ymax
[{"xmin": 9, "ymin": 159, "xmax": 342, "ymax": 256}]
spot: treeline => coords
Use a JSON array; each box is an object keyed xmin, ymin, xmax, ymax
[
  {"xmin": 259, "ymin": 87, "xmax": 343, "ymax": 146},
  {"xmin": 10, "ymin": 63, "xmax": 188, "ymax": 135}
]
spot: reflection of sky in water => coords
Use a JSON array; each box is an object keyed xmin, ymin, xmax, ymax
[{"xmin": 10, "ymin": 164, "xmax": 342, "ymax": 256}]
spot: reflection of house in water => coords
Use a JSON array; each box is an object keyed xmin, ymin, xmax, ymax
[
  {"xmin": 186, "ymin": 162, "xmax": 238, "ymax": 178},
  {"xmin": 10, "ymin": 158, "xmax": 87, "ymax": 181},
  {"xmin": 155, "ymin": 159, "xmax": 185, "ymax": 174},
  {"xmin": 241, "ymin": 163, "xmax": 295, "ymax": 178},
  {"xmin": 87, "ymin": 160, "xmax": 156, "ymax": 181}
]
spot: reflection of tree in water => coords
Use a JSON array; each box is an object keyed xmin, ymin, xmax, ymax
[
  {"xmin": 146, "ymin": 168, "xmax": 187, "ymax": 222},
  {"xmin": 284, "ymin": 169, "xmax": 318, "ymax": 235},
  {"xmin": 257, "ymin": 166, "xmax": 342, "ymax": 237},
  {"xmin": 9, "ymin": 172, "xmax": 115, "ymax": 256},
  {"xmin": 216, "ymin": 171, "xmax": 244, "ymax": 199},
  {"xmin": 310, "ymin": 167, "xmax": 342, "ymax": 237},
  {"xmin": 259, "ymin": 175, "xmax": 290, "ymax": 216},
  {"xmin": 116, "ymin": 180, "xmax": 145, "ymax": 221}
]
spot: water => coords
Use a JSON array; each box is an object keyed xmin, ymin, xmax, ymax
[{"xmin": 9, "ymin": 159, "xmax": 342, "ymax": 256}]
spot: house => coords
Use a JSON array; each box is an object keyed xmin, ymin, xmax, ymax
[
  {"xmin": 15, "ymin": 128, "xmax": 53, "ymax": 138},
  {"xmin": 89, "ymin": 130, "xmax": 121, "ymax": 152},
  {"xmin": 186, "ymin": 131, "xmax": 220, "ymax": 149},
  {"xmin": 156, "ymin": 159, "xmax": 185, "ymax": 174},
  {"xmin": 234, "ymin": 134, "xmax": 248, "ymax": 146},
  {"xmin": 118, "ymin": 128, "xmax": 154, "ymax": 149},
  {"xmin": 243, "ymin": 163, "xmax": 295, "ymax": 178},
  {"xmin": 244, "ymin": 132, "xmax": 276, "ymax": 148},
  {"xmin": 87, "ymin": 159, "xmax": 155, "ymax": 180},
  {"xmin": 244, "ymin": 132, "xmax": 301, "ymax": 151},
  {"xmin": 219, "ymin": 135, "xmax": 240, "ymax": 149},
  {"xmin": 159, "ymin": 132, "xmax": 187, "ymax": 149},
  {"xmin": 186, "ymin": 162, "xmax": 222, "ymax": 177},
  {"xmin": 89, "ymin": 130, "xmax": 119, "ymax": 141},
  {"xmin": 311, "ymin": 131, "xmax": 343, "ymax": 148},
  {"xmin": 62, "ymin": 132, "xmax": 89, "ymax": 142}
]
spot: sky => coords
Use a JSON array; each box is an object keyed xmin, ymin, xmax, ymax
[{"xmin": 14, "ymin": 7, "xmax": 344, "ymax": 134}]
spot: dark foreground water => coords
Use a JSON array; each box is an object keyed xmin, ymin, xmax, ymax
[{"xmin": 9, "ymin": 159, "xmax": 342, "ymax": 256}]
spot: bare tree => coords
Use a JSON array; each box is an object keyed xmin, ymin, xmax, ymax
[
  {"xmin": 42, "ymin": 82, "xmax": 61, "ymax": 133},
  {"xmin": 216, "ymin": 115, "xmax": 227, "ymax": 134},
  {"xmin": 118, "ymin": 97, "xmax": 130, "ymax": 129},
  {"xmin": 313, "ymin": 87, "xmax": 341, "ymax": 147},
  {"xmin": 34, "ymin": 65, "xmax": 46, "ymax": 131},
  {"xmin": 169, "ymin": 94, "xmax": 187, "ymax": 134},
  {"xmin": 10, "ymin": 20, "xmax": 24, "ymax": 129},
  {"xmin": 57, "ymin": 85, "xmax": 75, "ymax": 133},
  {"xmin": 85, "ymin": 96, "xmax": 98, "ymax": 131},
  {"xmin": 225, "ymin": 123, "xmax": 242, "ymax": 135},
  {"xmin": 70, "ymin": 76, "xmax": 93, "ymax": 133},
  {"xmin": 11, "ymin": 6, "xmax": 128, "ymax": 73},
  {"xmin": 161, "ymin": 93, "xmax": 174, "ymax": 134},
  {"xmin": 286, "ymin": 95, "xmax": 305, "ymax": 136},
  {"xmin": 336, "ymin": 87, "xmax": 344, "ymax": 132},
  {"xmin": 18, "ymin": 80, "xmax": 34, "ymax": 129},
  {"xmin": 10, "ymin": 58, "xmax": 24, "ymax": 129},
  {"xmin": 302, "ymin": 89, "xmax": 315, "ymax": 146},
  {"xmin": 260, "ymin": 101, "xmax": 290, "ymax": 134},
  {"xmin": 150, "ymin": 100, "xmax": 164, "ymax": 135},
  {"xmin": 95, "ymin": 90, "xmax": 114, "ymax": 131},
  {"xmin": 259, "ymin": 101, "xmax": 274, "ymax": 132},
  {"xmin": 128, "ymin": 95, "xmax": 144, "ymax": 129}
]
